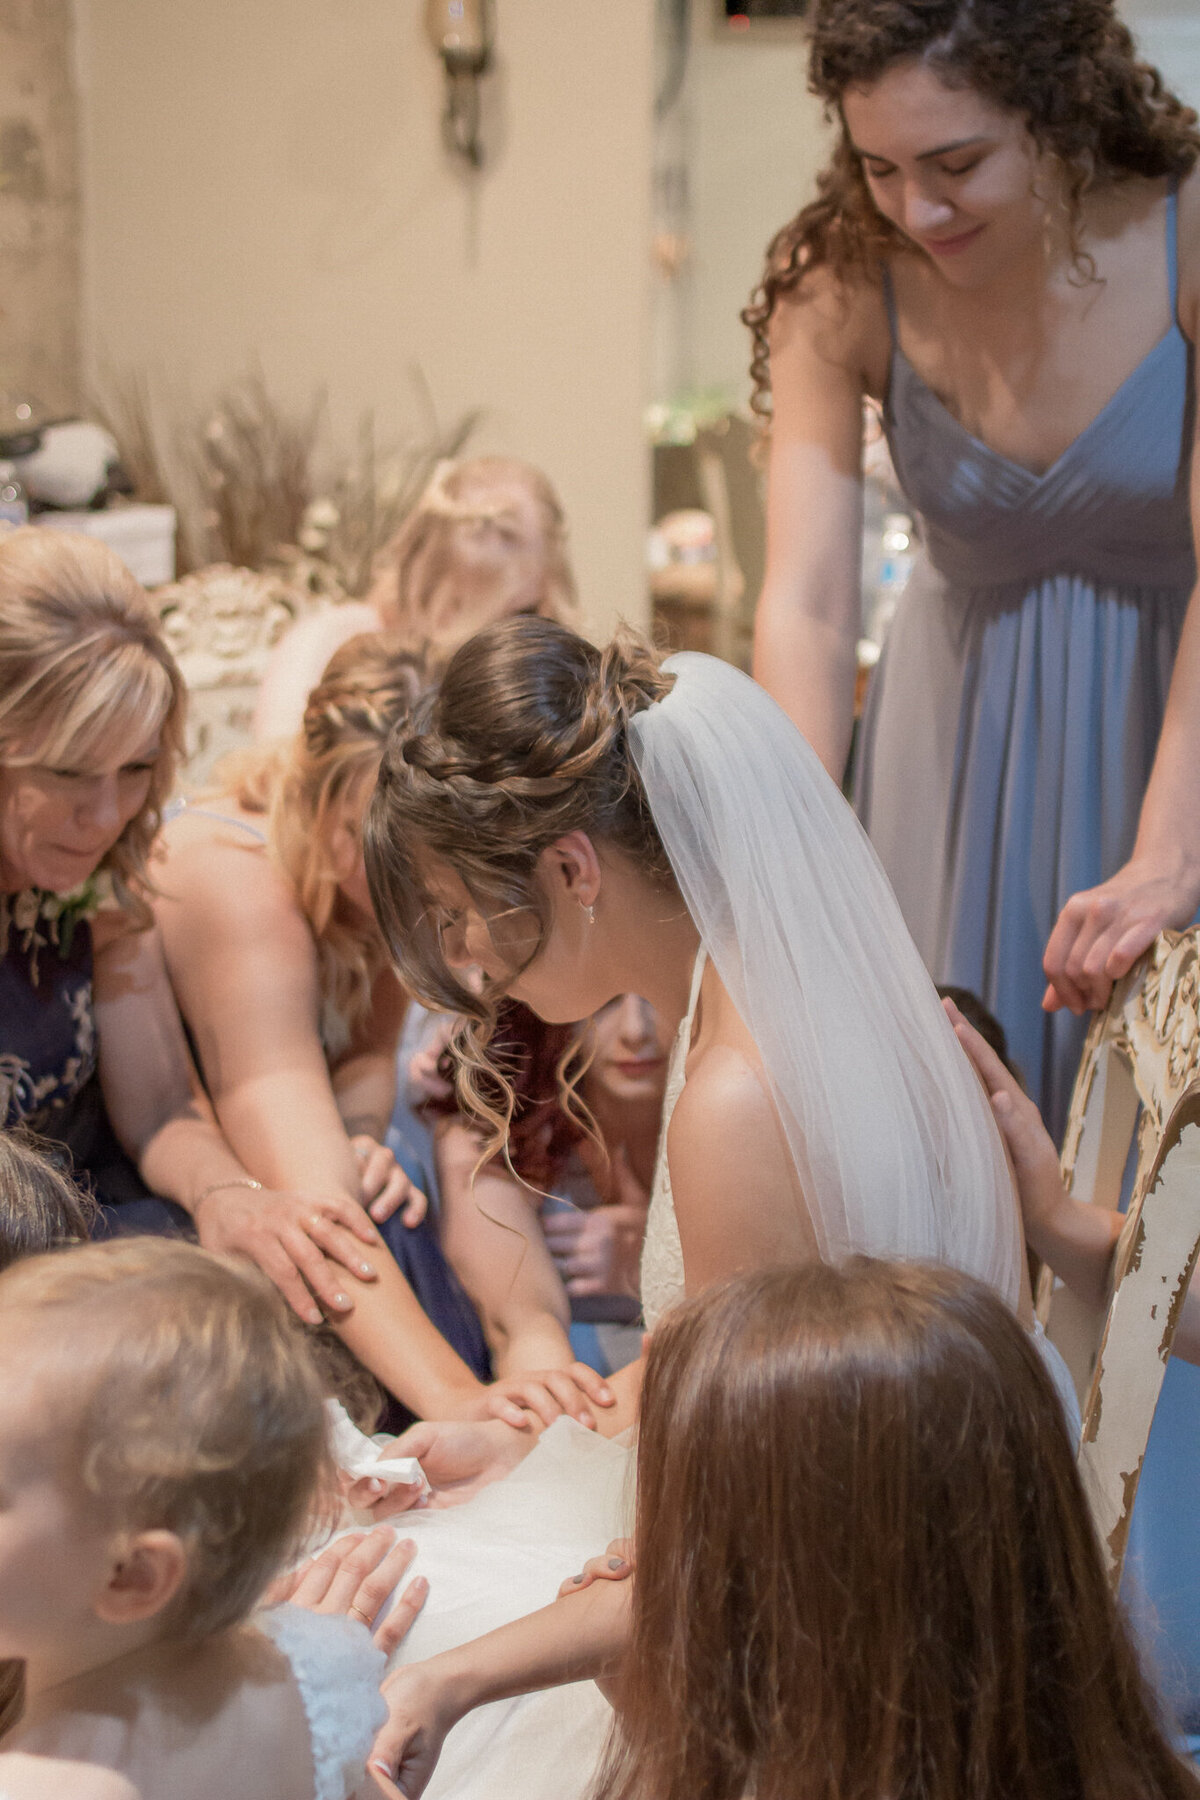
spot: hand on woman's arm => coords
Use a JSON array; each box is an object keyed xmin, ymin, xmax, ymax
[{"xmin": 92, "ymin": 915, "xmax": 384, "ymax": 1326}]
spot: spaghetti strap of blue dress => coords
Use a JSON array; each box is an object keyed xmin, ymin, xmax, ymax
[{"xmin": 853, "ymin": 184, "xmax": 1200, "ymax": 1735}]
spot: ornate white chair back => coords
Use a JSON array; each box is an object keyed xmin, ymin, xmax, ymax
[
  {"xmin": 156, "ymin": 563, "xmax": 334, "ymax": 787},
  {"xmin": 1037, "ymin": 928, "xmax": 1200, "ymax": 1583}
]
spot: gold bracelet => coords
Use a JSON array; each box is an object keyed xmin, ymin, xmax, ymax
[{"xmin": 194, "ymin": 1176, "xmax": 263, "ymax": 1209}]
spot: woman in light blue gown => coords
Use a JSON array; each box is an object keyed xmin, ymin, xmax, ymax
[{"xmin": 747, "ymin": 0, "xmax": 1200, "ymax": 1738}]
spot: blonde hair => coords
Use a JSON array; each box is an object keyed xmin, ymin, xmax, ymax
[
  {"xmin": 221, "ymin": 634, "xmax": 425, "ymax": 1053},
  {"xmin": 0, "ymin": 528, "xmax": 186, "ymax": 921},
  {"xmin": 368, "ymin": 456, "xmax": 577, "ymax": 655},
  {"xmin": 0, "ymin": 1237, "xmax": 332, "ymax": 1644}
]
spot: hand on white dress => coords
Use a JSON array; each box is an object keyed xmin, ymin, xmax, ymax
[
  {"xmin": 265, "ymin": 1526, "xmax": 427, "ymax": 1658},
  {"xmin": 481, "ymin": 1363, "xmax": 615, "ymax": 1430},
  {"xmin": 375, "ymin": 1418, "xmax": 538, "ymax": 1510},
  {"xmin": 368, "ymin": 1662, "xmax": 460, "ymax": 1800},
  {"xmin": 351, "ymin": 1135, "xmax": 428, "ymax": 1227}
]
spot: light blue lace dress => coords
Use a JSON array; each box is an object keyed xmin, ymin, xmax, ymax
[{"xmin": 854, "ymin": 185, "xmax": 1200, "ymax": 1733}]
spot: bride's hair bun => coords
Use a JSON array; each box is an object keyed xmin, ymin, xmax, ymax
[{"xmin": 365, "ymin": 615, "xmax": 679, "ymax": 1155}]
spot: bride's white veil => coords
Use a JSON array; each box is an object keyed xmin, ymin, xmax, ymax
[{"xmin": 628, "ymin": 652, "xmax": 1022, "ymax": 1308}]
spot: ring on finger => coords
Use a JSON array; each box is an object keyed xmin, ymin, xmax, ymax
[
  {"xmin": 348, "ymin": 1601, "xmax": 372, "ymax": 1625},
  {"xmin": 309, "ymin": 1213, "xmax": 323, "ymax": 1232}
]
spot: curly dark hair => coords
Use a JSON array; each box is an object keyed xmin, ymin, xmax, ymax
[{"xmin": 744, "ymin": 0, "xmax": 1200, "ymax": 417}]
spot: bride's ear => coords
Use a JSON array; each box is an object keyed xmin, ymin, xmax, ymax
[
  {"xmin": 93, "ymin": 1530, "xmax": 188, "ymax": 1627},
  {"xmin": 542, "ymin": 831, "xmax": 602, "ymax": 912}
]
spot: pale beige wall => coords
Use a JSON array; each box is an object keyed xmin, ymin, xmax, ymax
[
  {"xmin": 74, "ymin": 0, "xmax": 654, "ymax": 634},
  {"xmin": 0, "ymin": 0, "xmax": 80, "ymax": 414}
]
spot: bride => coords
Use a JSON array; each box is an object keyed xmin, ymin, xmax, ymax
[{"xmin": 353, "ymin": 616, "xmax": 1070, "ymax": 1793}]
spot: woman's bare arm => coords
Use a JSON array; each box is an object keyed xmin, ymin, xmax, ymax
[
  {"xmin": 331, "ymin": 968, "xmax": 408, "ymax": 1143},
  {"xmin": 368, "ymin": 1579, "xmax": 631, "ymax": 1800},
  {"xmin": 752, "ymin": 275, "xmax": 881, "ymax": 779},
  {"xmin": 1043, "ymin": 170, "xmax": 1200, "ymax": 1011},
  {"xmin": 437, "ymin": 1120, "xmax": 575, "ymax": 1370}
]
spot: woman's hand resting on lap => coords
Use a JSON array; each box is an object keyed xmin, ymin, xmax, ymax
[
  {"xmin": 351, "ymin": 1135, "xmax": 428, "ymax": 1227},
  {"xmin": 1042, "ymin": 849, "xmax": 1200, "ymax": 1014},
  {"xmin": 193, "ymin": 1183, "xmax": 385, "ymax": 1327}
]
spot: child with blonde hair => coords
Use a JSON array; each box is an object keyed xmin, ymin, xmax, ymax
[
  {"xmin": 252, "ymin": 457, "xmax": 577, "ymax": 742},
  {"xmin": 0, "ymin": 1237, "xmax": 422, "ymax": 1800}
]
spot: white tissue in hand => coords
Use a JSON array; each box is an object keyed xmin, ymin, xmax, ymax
[{"xmin": 325, "ymin": 1399, "xmax": 427, "ymax": 1490}]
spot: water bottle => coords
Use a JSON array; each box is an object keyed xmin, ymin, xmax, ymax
[{"xmin": 0, "ymin": 461, "xmax": 28, "ymax": 526}]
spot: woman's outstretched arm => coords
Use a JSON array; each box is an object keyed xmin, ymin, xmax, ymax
[
  {"xmin": 435, "ymin": 1121, "xmax": 613, "ymax": 1427},
  {"xmin": 368, "ymin": 1577, "xmax": 632, "ymax": 1799}
]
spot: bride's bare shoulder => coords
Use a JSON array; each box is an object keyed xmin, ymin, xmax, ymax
[{"xmin": 0, "ymin": 1756, "xmax": 140, "ymax": 1800}]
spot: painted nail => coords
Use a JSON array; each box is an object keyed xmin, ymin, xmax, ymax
[
  {"xmin": 607, "ymin": 1557, "xmax": 625, "ymax": 1570},
  {"xmin": 369, "ymin": 1761, "xmax": 392, "ymax": 1779},
  {"xmin": 570, "ymin": 1572, "xmax": 585, "ymax": 1584},
  {"xmin": 359, "ymin": 1262, "xmax": 374, "ymax": 1276},
  {"xmin": 333, "ymin": 1293, "xmax": 350, "ymax": 1309},
  {"xmin": 597, "ymin": 1387, "xmax": 613, "ymax": 1402}
]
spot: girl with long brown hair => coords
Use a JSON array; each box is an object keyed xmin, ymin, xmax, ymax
[{"xmin": 369, "ymin": 1261, "xmax": 1199, "ymax": 1800}]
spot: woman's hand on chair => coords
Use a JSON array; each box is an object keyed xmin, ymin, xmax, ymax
[
  {"xmin": 351, "ymin": 1135, "xmax": 428, "ymax": 1227},
  {"xmin": 192, "ymin": 1183, "xmax": 382, "ymax": 1327},
  {"xmin": 1042, "ymin": 848, "xmax": 1200, "ymax": 1015}
]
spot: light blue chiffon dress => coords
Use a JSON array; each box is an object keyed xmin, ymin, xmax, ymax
[{"xmin": 854, "ymin": 185, "xmax": 1200, "ymax": 1731}]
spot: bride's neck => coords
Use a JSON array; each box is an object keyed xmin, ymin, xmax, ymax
[{"xmin": 600, "ymin": 859, "xmax": 700, "ymax": 1032}]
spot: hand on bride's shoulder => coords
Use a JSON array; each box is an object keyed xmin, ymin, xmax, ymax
[
  {"xmin": 0, "ymin": 1754, "xmax": 140, "ymax": 1800},
  {"xmin": 385, "ymin": 1418, "xmax": 538, "ymax": 1509}
]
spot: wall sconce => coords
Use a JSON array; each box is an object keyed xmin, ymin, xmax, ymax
[{"xmin": 425, "ymin": 0, "xmax": 494, "ymax": 170}]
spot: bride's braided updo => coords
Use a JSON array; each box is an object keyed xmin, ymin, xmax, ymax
[{"xmin": 365, "ymin": 615, "xmax": 676, "ymax": 1146}]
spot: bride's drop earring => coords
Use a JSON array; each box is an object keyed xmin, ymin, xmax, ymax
[{"xmin": 580, "ymin": 901, "xmax": 595, "ymax": 926}]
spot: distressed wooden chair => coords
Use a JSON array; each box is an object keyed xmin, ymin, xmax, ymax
[{"xmin": 1036, "ymin": 927, "xmax": 1200, "ymax": 1584}]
